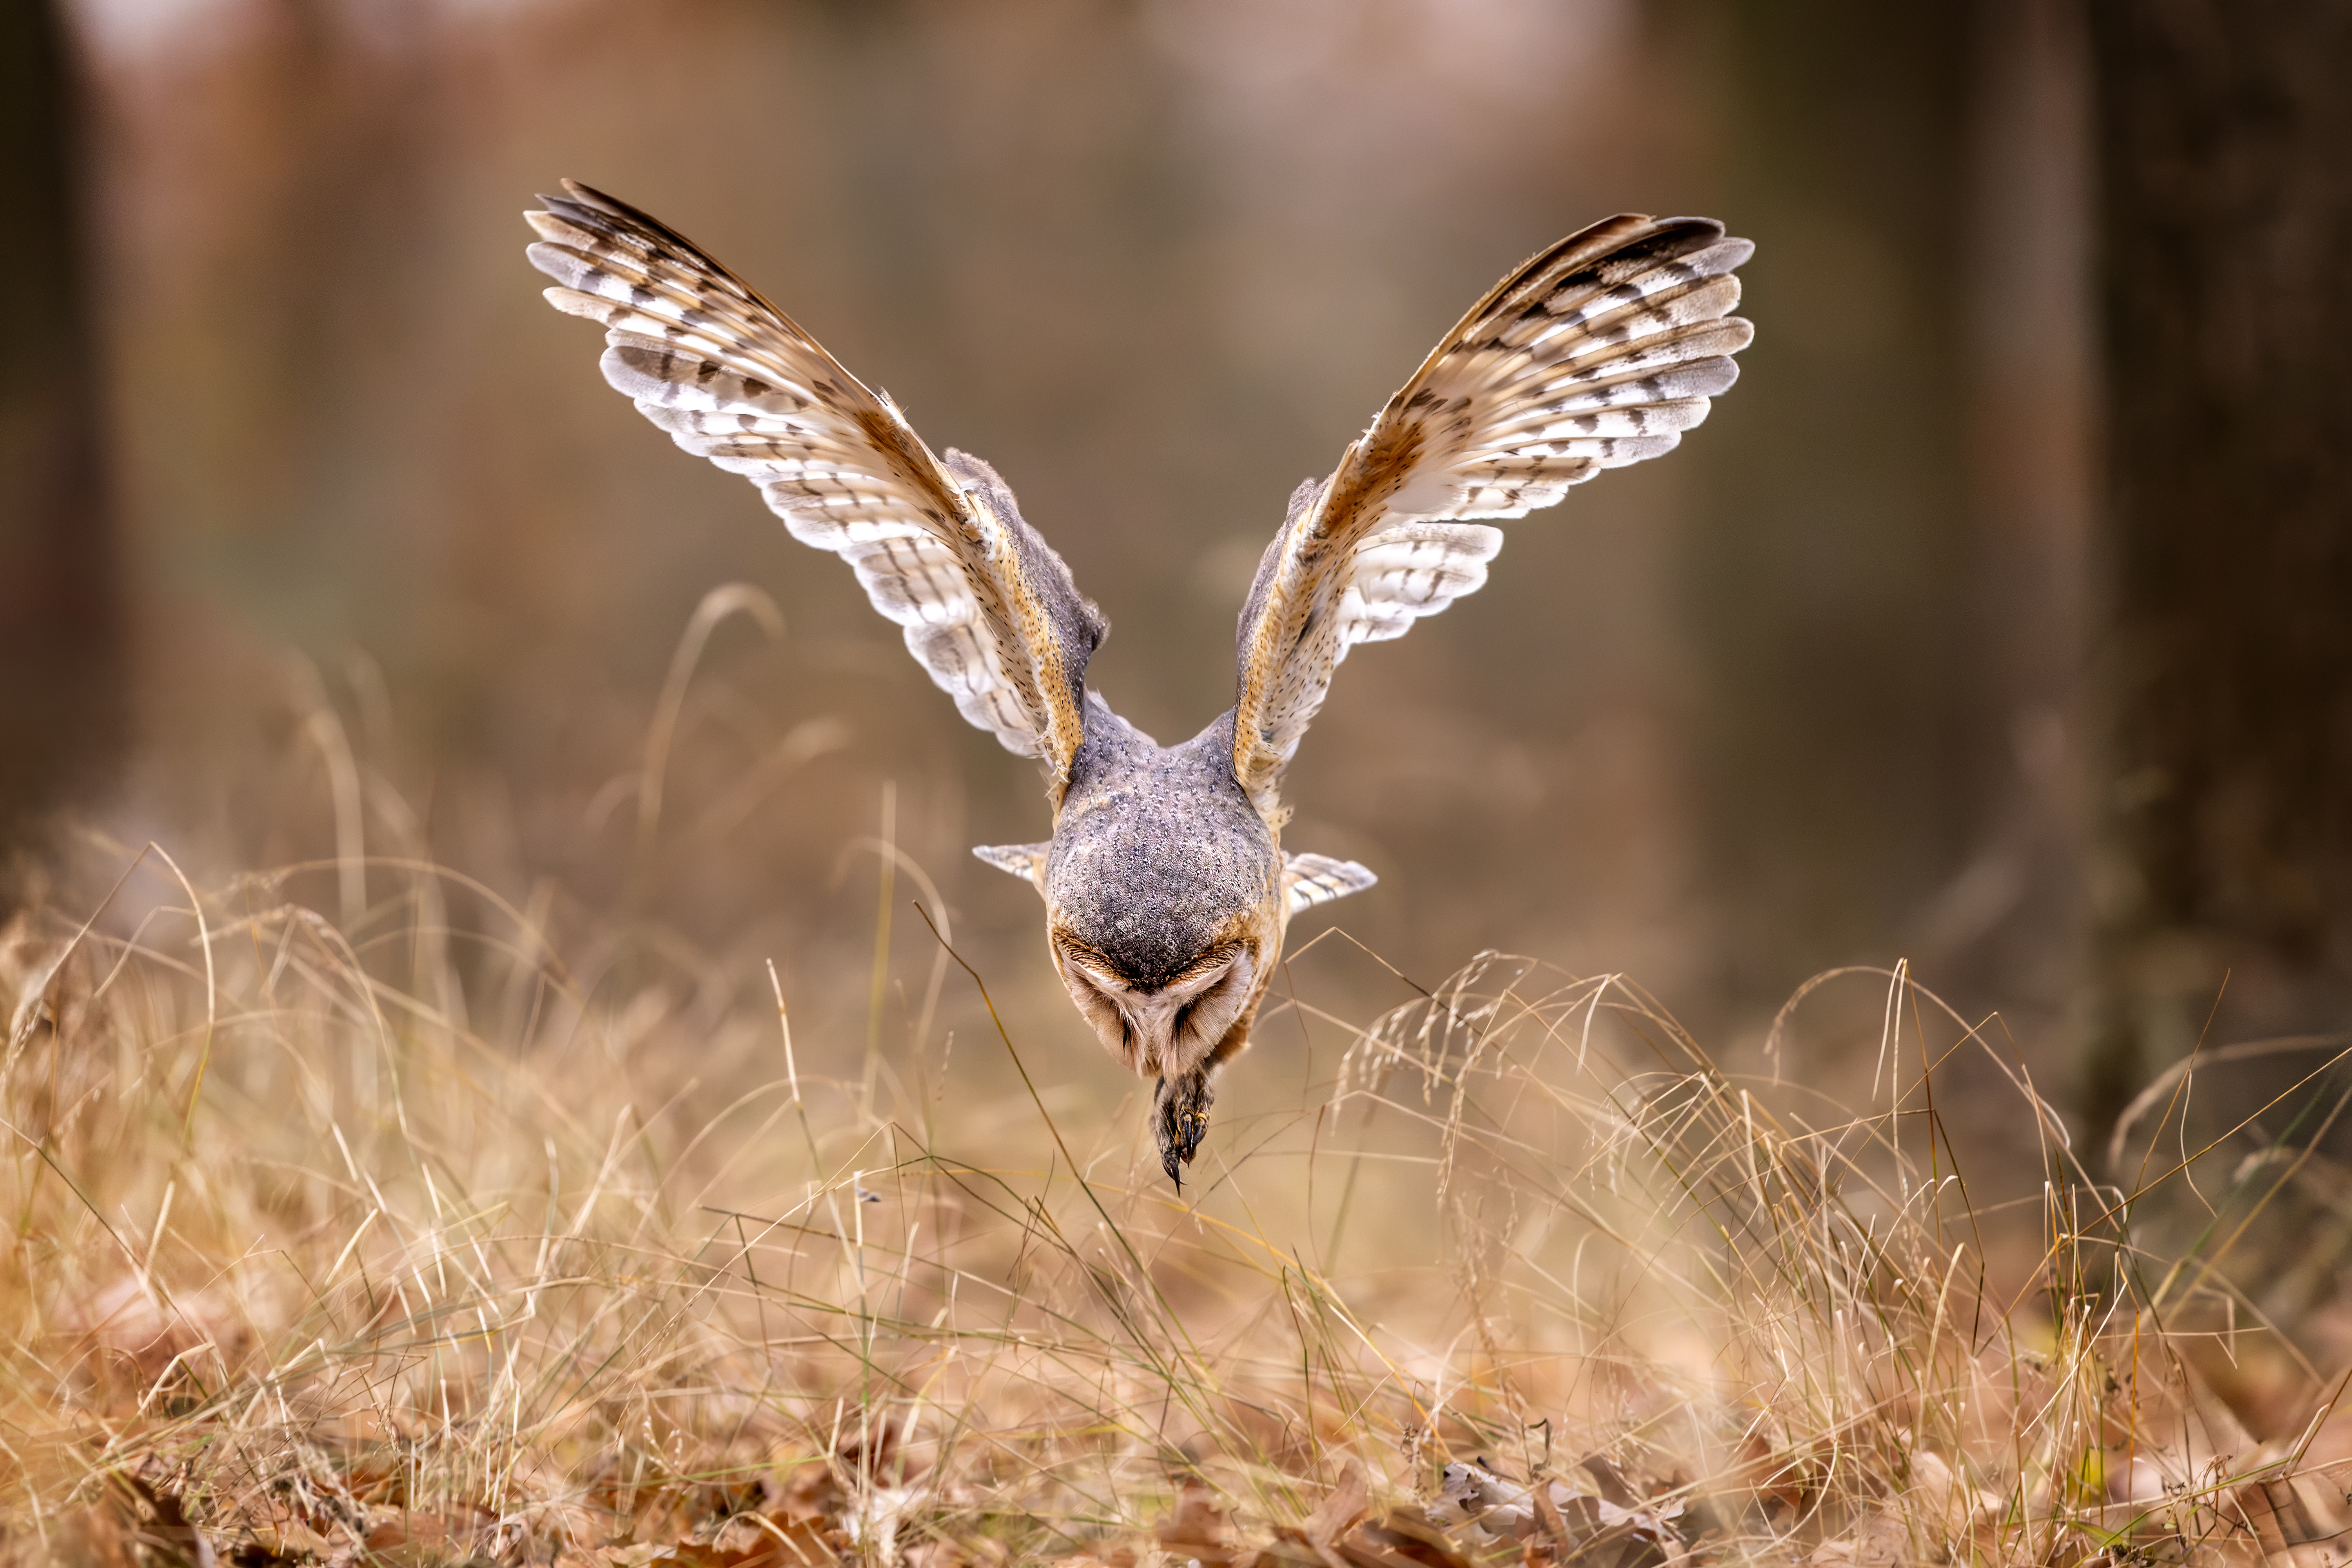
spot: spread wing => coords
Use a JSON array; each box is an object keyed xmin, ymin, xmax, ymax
[
  {"xmin": 1231, "ymin": 215, "xmax": 1753, "ymax": 818},
  {"xmin": 526, "ymin": 180, "xmax": 1106, "ymax": 792}
]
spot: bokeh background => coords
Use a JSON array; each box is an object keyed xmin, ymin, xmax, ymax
[{"xmin": 2, "ymin": 0, "xmax": 2347, "ymax": 1192}]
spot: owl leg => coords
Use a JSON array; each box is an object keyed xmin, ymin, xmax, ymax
[
  {"xmin": 1153, "ymin": 997, "xmax": 1265, "ymax": 1189},
  {"xmin": 1152, "ymin": 1068, "xmax": 1215, "ymax": 1189}
]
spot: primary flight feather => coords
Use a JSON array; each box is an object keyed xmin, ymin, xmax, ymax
[{"xmin": 527, "ymin": 181, "xmax": 1753, "ymax": 1187}]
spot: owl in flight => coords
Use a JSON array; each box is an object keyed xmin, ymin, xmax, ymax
[{"xmin": 527, "ymin": 182, "xmax": 1752, "ymax": 1188}]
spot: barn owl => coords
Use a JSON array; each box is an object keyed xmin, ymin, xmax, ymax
[{"xmin": 526, "ymin": 181, "xmax": 1753, "ymax": 1188}]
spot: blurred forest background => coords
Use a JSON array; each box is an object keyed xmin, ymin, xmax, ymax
[{"xmin": 1, "ymin": 0, "xmax": 2346, "ymax": 1184}]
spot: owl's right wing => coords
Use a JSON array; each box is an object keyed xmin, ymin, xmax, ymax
[
  {"xmin": 526, "ymin": 180, "xmax": 1106, "ymax": 794},
  {"xmin": 1231, "ymin": 215, "xmax": 1753, "ymax": 820}
]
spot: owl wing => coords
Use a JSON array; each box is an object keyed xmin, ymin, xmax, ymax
[
  {"xmin": 1282, "ymin": 852, "xmax": 1378, "ymax": 916},
  {"xmin": 526, "ymin": 180, "xmax": 1106, "ymax": 792},
  {"xmin": 1231, "ymin": 215, "xmax": 1753, "ymax": 818}
]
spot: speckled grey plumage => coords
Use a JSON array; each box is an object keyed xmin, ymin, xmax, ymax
[{"xmin": 1045, "ymin": 696, "xmax": 1277, "ymax": 988}]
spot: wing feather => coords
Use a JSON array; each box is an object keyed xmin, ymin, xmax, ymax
[
  {"xmin": 1232, "ymin": 215, "xmax": 1754, "ymax": 816},
  {"xmin": 527, "ymin": 181, "xmax": 1106, "ymax": 789},
  {"xmin": 1282, "ymin": 853, "xmax": 1379, "ymax": 915}
]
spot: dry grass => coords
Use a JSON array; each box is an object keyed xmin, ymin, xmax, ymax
[{"xmin": 2, "ymin": 828, "xmax": 2350, "ymax": 1567}]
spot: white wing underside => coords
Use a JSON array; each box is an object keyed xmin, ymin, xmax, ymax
[
  {"xmin": 648, "ymin": 384, "xmax": 1035, "ymax": 744},
  {"xmin": 526, "ymin": 182, "xmax": 1103, "ymax": 782},
  {"xmin": 1234, "ymin": 215, "xmax": 1755, "ymax": 816}
]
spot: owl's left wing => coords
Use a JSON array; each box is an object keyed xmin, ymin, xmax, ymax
[
  {"xmin": 527, "ymin": 181, "xmax": 1105, "ymax": 793},
  {"xmin": 1232, "ymin": 215, "xmax": 1753, "ymax": 819}
]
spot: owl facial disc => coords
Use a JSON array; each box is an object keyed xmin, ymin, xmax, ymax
[{"xmin": 1052, "ymin": 939, "xmax": 1257, "ymax": 1080}]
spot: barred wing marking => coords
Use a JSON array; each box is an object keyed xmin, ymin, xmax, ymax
[
  {"xmin": 1233, "ymin": 215, "xmax": 1754, "ymax": 817},
  {"xmin": 1282, "ymin": 853, "xmax": 1378, "ymax": 917},
  {"xmin": 526, "ymin": 180, "xmax": 1105, "ymax": 789},
  {"xmin": 1336, "ymin": 520, "xmax": 1506, "ymax": 646}
]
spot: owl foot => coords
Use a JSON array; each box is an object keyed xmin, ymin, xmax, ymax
[{"xmin": 1153, "ymin": 1069, "xmax": 1216, "ymax": 1190}]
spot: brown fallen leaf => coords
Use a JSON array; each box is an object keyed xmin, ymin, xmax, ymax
[
  {"xmin": 367, "ymin": 1511, "xmax": 485, "ymax": 1567},
  {"xmin": 1254, "ymin": 1535, "xmax": 1333, "ymax": 1568},
  {"xmin": 1527, "ymin": 1483, "xmax": 1572, "ymax": 1563},
  {"xmin": 244, "ymin": 1518, "xmax": 338, "ymax": 1560},
  {"xmin": 670, "ymin": 1511, "xmax": 845, "ymax": 1567},
  {"xmin": 113, "ymin": 1471, "xmax": 216, "ymax": 1568},
  {"xmin": 1577, "ymin": 1457, "xmax": 1639, "ymax": 1511},
  {"xmin": 1156, "ymin": 1481, "xmax": 1247, "ymax": 1568},
  {"xmin": 1305, "ymin": 1465, "xmax": 1372, "ymax": 1550},
  {"xmin": 1336, "ymin": 1511, "xmax": 1476, "ymax": 1568}
]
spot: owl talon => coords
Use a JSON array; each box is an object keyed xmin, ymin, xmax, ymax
[{"xmin": 1153, "ymin": 1070, "xmax": 1216, "ymax": 1190}]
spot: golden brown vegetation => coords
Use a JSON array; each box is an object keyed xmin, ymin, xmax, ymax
[{"xmin": 1, "ymin": 830, "xmax": 2348, "ymax": 1567}]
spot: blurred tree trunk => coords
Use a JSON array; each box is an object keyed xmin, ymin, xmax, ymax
[
  {"xmin": 2082, "ymin": 1, "xmax": 2352, "ymax": 1147},
  {"xmin": 0, "ymin": 0, "xmax": 122, "ymax": 895},
  {"xmin": 1680, "ymin": 1, "xmax": 1981, "ymax": 1002}
]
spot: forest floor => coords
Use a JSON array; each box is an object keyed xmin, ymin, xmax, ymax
[{"xmin": 2, "ymin": 838, "xmax": 2349, "ymax": 1568}]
